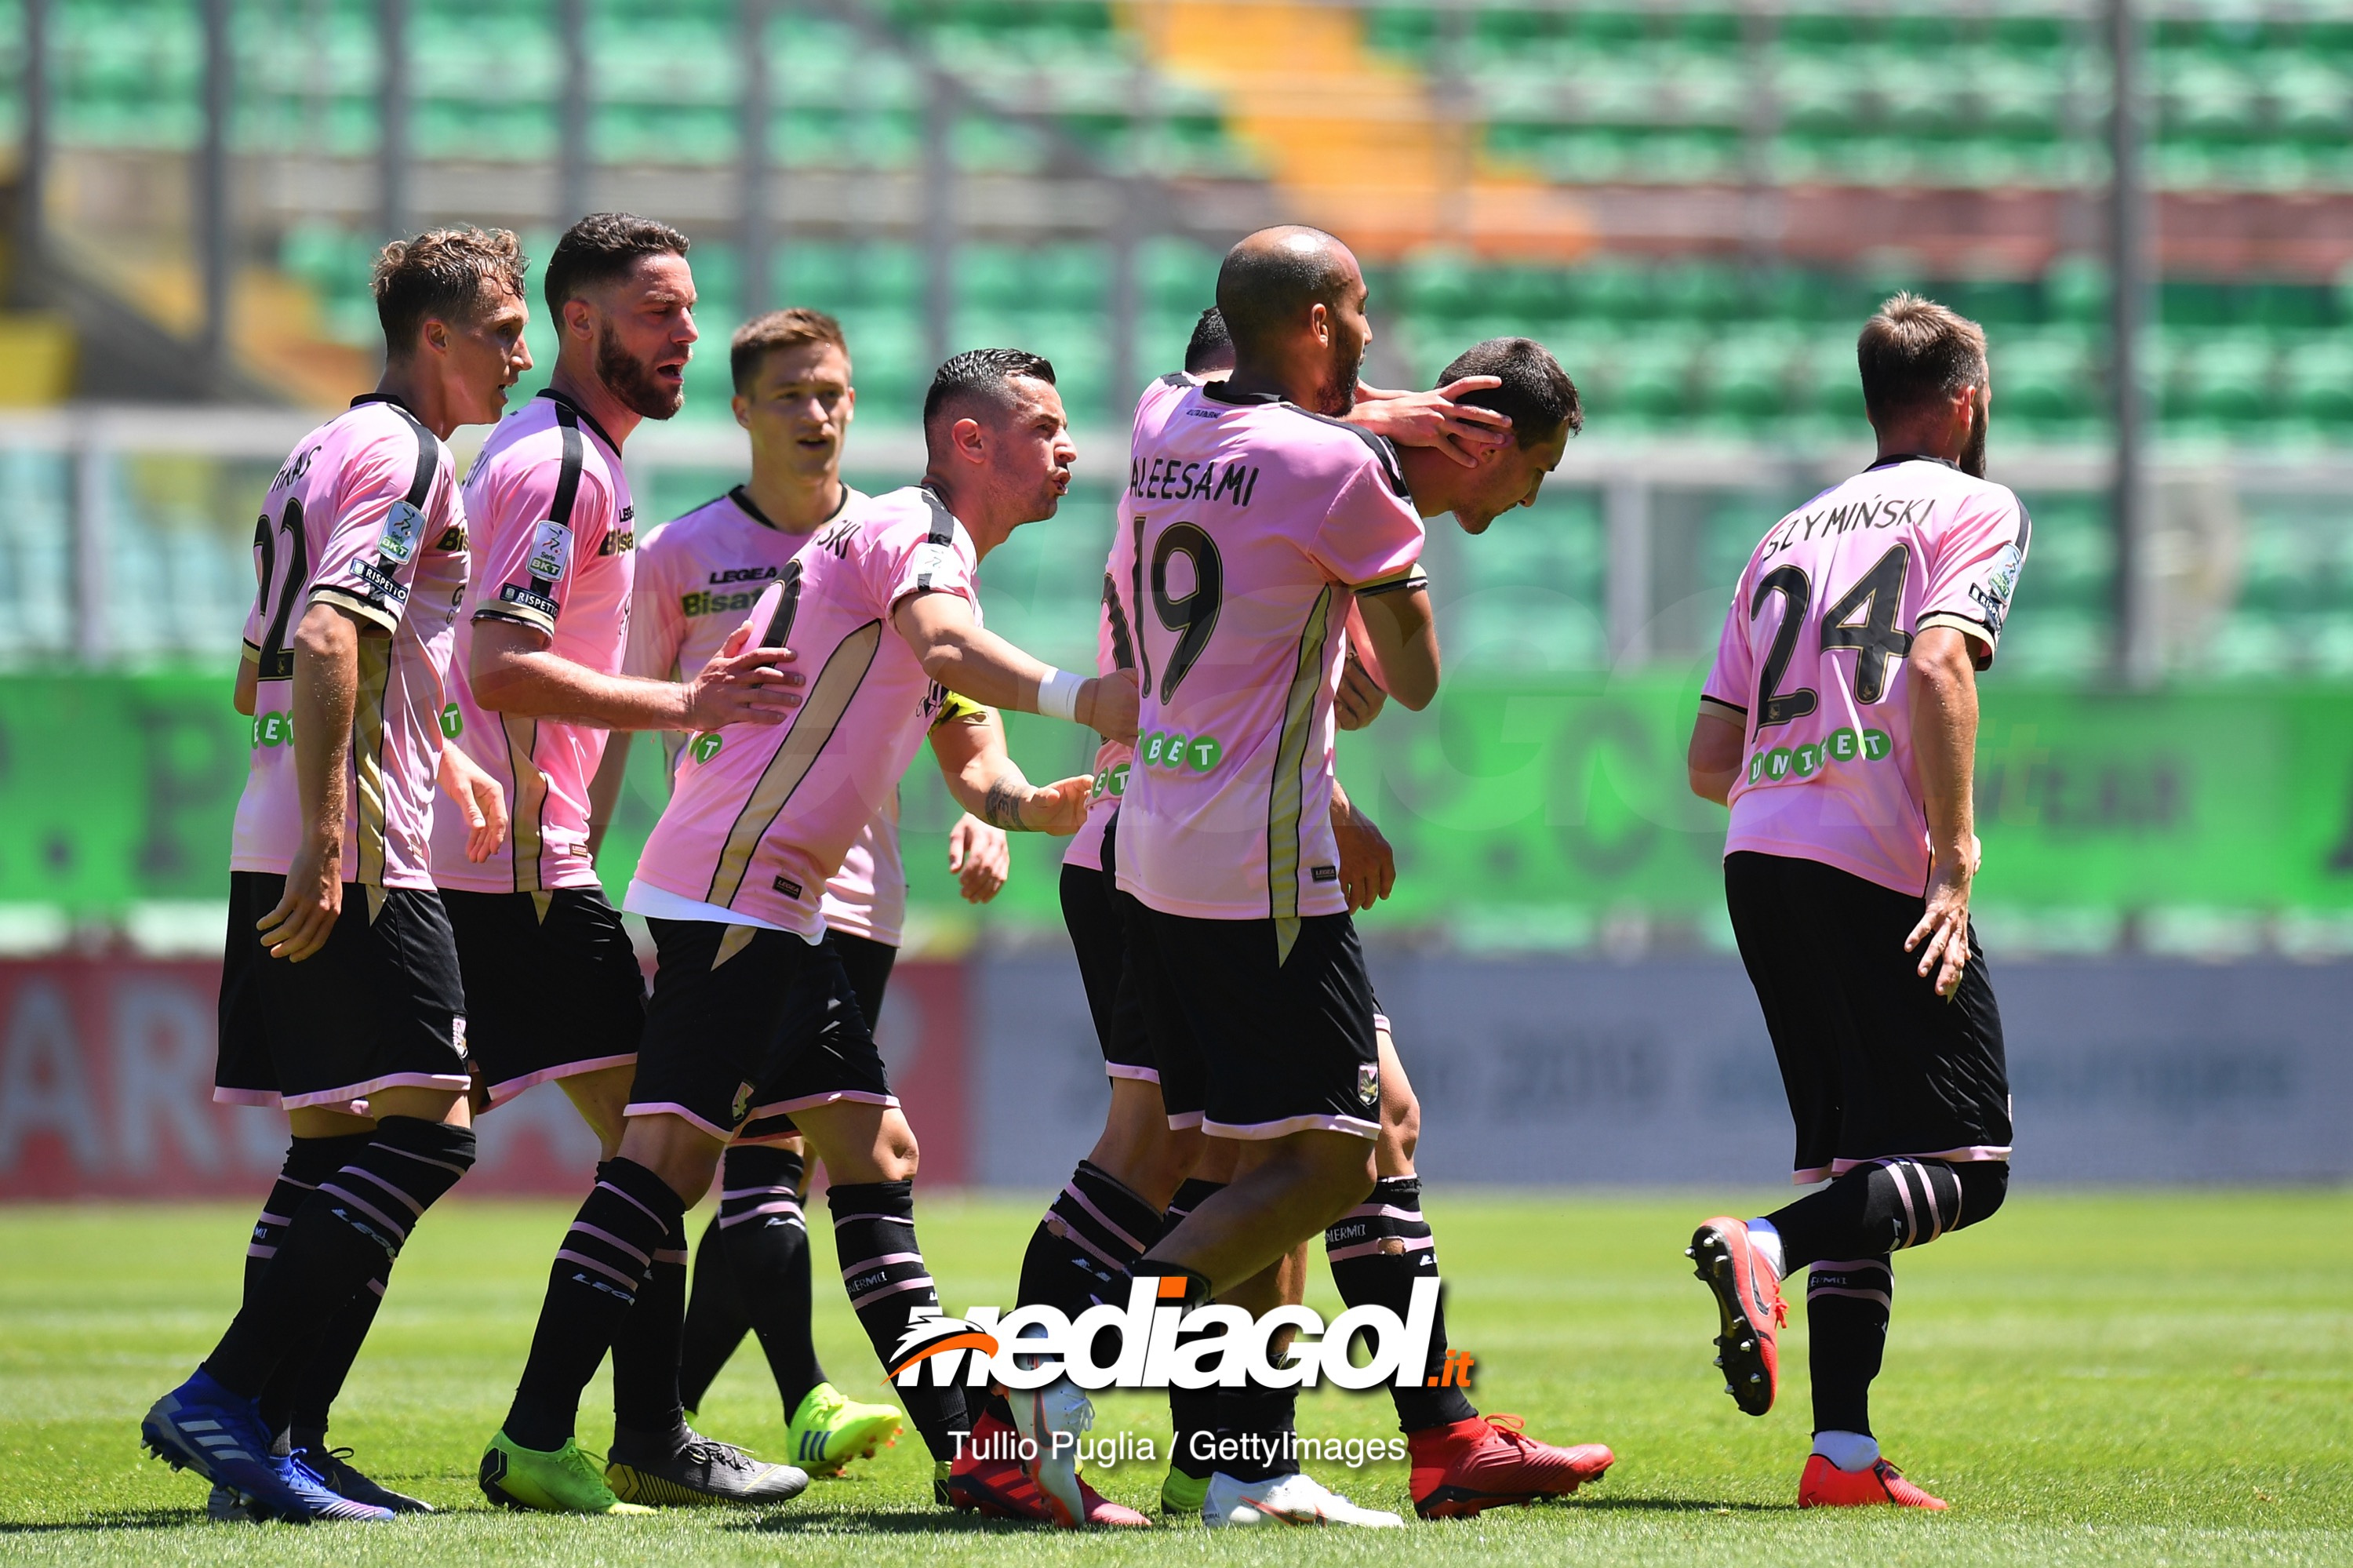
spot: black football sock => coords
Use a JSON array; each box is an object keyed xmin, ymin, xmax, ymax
[
  {"xmin": 610, "ymin": 1211, "xmax": 691, "ymax": 1446},
  {"xmin": 1017, "ymin": 1159, "xmax": 1162, "ymax": 1317},
  {"xmin": 827, "ymin": 1181, "xmax": 968, "ymax": 1462},
  {"xmin": 677, "ymin": 1210, "xmax": 745, "ymax": 1414},
  {"xmin": 1325, "ymin": 1177, "xmax": 1475, "ymax": 1434},
  {"xmin": 246, "ymin": 1133, "xmax": 372, "ymax": 1442},
  {"xmin": 203, "ymin": 1117, "xmax": 476, "ymax": 1401},
  {"xmin": 502, "ymin": 1159, "xmax": 683, "ymax": 1453},
  {"xmin": 1151, "ymin": 1189, "xmax": 1224, "ymax": 1478},
  {"xmin": 280, "ymin": 1274, "xmax": 384, "ymax": 1453},
  {"xmin": 1766, "ymin": 1159, "xmax": 2009, "ymax": 1273},
  {"xmin": 1806, "ymin": 1254, "xmax": 1893, "ymax": 1438},
  {"xmin": 709, "ymin": 1144, "xmax": 826, "ymax": 1417}
]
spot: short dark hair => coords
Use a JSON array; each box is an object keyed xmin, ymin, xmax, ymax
[
  {"xmin": 372, "ymin": 227, "xmax": 528, "ymax": 358},
  {"xmin": 1184, "ymin": 307, "xmax": 1233, "ymax": 375},
  {"xmin": 1437, "ymin": 337, "xmax": 1583, "ymax": 446},
  {"xmin": 922, "ymin": 347, "xmax": 1057, "ymax": 432},
  {"xmin": 1857, "ymin": 293, "xmax": 1988, "ymax": 422},
  {"xmin": 1215, "ymin": 227, "xmax": 1355, "ymax": 358},
  {"xmin": 543, "ymin": 212, "xmax": 689, "ymax": 320},
  {"xmin": 731, "ymin": 307, "xmax": 848, "ymax": 394}
]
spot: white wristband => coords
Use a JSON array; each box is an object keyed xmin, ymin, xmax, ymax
[{"xmin": 1036, "ymin": 667, "xmax": 1085, "ymax": 723}]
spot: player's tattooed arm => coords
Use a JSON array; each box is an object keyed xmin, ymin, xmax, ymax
[{"xmin": 927, "ymin": 704, "xmax": 1092, "ymax": 836}]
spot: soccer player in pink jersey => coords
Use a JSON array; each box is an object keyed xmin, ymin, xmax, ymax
[
  {"xmin": 435, "ymin": 215, "xmax": 807, "ymax": 1515},
  {"xmin": 145, "ymin": 228, "xmax": 531, "ymax": 1524},
  {"xmin": 483, "ymin": 347, "xmax": 1140, "ymax": 1521},
  {"xmin": 1683, "ymin": 295, "xmax": 2024, "ymax": 1511},
  {"xmin": 604, "ymin": 308, "xmax": 1024, "ymax": 1475}
]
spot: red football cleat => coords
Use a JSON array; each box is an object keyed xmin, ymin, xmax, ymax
[
  {"xmin": 944, "ymin": 1410, "xmax": 1149, "ymax": 1527},
  {"xmin": 1408, "ymin": 1414, "xmax": 1615, "ymax": 1519},
  {"xmin": 1798, "ymin": 1454, "xmax": 1947, "ymax": 1510},
  {"xmin": 1689, "ymin": 1217, "xmax": 1786, "ymax": 1416}
]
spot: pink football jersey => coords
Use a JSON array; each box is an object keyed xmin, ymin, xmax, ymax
[
  {"xmin": 1111, "ymin": 383, "xmax": 1426, "ymax": 940},
  {"xmin": 627, "ymin": 484, "xmax": 912, "ymax": 945},
  {"xmin": 1065, "ymin": 373, "xmax": 1195, "ymax": 875},
  {"xmin": 231, "ymin": 395, "xmax": 466, "ymax": 890},
  {"xmin": 628, "ymin": 486, "xmax": 980, "ymax": 938},
  {"xmin": 1700, "ymin": 454, "xmax": 2030, "ymax": 897},
  {"xmin": 431, "ymin": 391, "xmax": 636, "ymax": 893}
]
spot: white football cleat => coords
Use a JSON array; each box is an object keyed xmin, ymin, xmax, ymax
[
  {"xmin": 1009, "ymin": 1377, "xmax": 1095, "ymax": 1528},
  {"xmin": 1202, "ymin": 1471, "xmax": 1404, "ymax": 1528}
]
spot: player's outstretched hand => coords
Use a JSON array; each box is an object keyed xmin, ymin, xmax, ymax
[
  {"xmin": 1336, "ymin": 647, "xmax": 1388, "ymax": 730},
  {"xmin": 1082, "ymin": 671, "xmax": 1140, "ymax": 744},
  {"xmin": 1331, "ymin": 792, "xmax": 1397, "ymax": 913},
  {"xmin": 947, "ymin": 813, "xmax": 1012, "ymax": 903},
  {"xmin": 1351, "ymin": 376, "xmax": 1513, "ymax": 467},
  {"xmin": 683, "ymin": 621, "xmax": 805, "ymax": 729},
  {"xmin": 1023, "ymin": 774, "xmax": 1096, "ymax": 837},
  {"xmin": 438, "ymin": 740, "xmax": 508, "ymax": 864},
  {"xmin": 1905, "ymin": 853, "xmax": 1973, "ymax": 999},
  {"xmin": 259, "ymin": 837, "xmax": 343, "ymax": 963}
]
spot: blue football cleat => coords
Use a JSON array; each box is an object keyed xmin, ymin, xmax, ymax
[{"xmin": 142, "ymin": 1371, "xmax": 393, "ymax": 1523}]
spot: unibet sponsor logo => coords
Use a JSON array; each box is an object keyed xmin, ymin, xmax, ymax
[
  {"xmin": 251, "ymin": 711, "xmax": 295, "ymax": 748},
  {"xmin": 439, "ymin": 702, "xmax": 462, "ymax": 739},
  {"xmin": 691, "ymin": 733, "xmax": 724, "ymax": 764},
  {"xmin": 1747, "ymin": 727, "xmax": 1891, "ymax": 785},
  {"xmin": 1090, "ymin": 761, "xmax": 1130, "ymax": 800},
  {"xmin": 1139, "ymin": 733, "xmax": 1222, "ymax": 773},
  {"xmin": 886, "ymin": 1276, "xmax": 1445, "ymax": 1393}
]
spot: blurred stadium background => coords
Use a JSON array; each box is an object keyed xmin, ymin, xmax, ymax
[{"xmin": 0, "ymin": 0, "xmax": 2346, "ymax": 1200}]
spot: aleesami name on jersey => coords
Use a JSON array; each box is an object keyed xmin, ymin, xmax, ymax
[
  {"xmin": 431, "ymin": 390, "xmax": 637, "ymax": 894},
  {"xmin": 231, "ymin": 393, "xmax": 465, "ymax": 890},
  {"xmin": 1700, "ymin": 453, "xmax": 2030, "ymax": 897},
  {"xmin": 629, "ymin": 485, "xmax": 981, "ymax": 938},
  {"xmin": 1111, "ymin": 380, "xmax": 1424, "ymax": 928},
  {"xmin": 1065, "ymin": 372, "xmax": 1197, "ymax": 875},
  {"xmin": 626, "ymin": 483, "xmax": 914, "ymax": 945}
]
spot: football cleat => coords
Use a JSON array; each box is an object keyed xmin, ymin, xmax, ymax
[
  {"xmin": 1689, "ymin": 1217, "xmax": 1786, "ymax": 1417},
  {"xmin": 1202, "ymin": 1471, "xmax": 1403, "ymax": 1528},
  {"xmin": 945, "ymin": 1410, "xmax": 1148, "ymax": 1526},
  {"xmin": 1407, "ymin": 1413, "xmax": 1615, "ymax": 1519},
  {"xmin": 142, "ymin": 1372, "xmax": 391, "ymax": 1523},
  {"xmin": 1798, "ymin": 1454, "xmax": 1948, "ymax": 1510},
  {"xmin": 1009, "ymin": 1377, "xmax": 1094, "ymax": 1527},
  {"xmin": 478, "ymin": 1432, "xmax": 653, "ymax": 1515},
  {"xmin": 1159, "ymin": 1466, "xmax": 1210, "ymax": 1519},
  {"xmin": 292, "ymin": 1446, "xmax": 435, "ymax": 1514},
  {"xmin": 785, "ymin": 1382, "xmax": 903, "ymax": 1476},
  {"xmin": 605, "ymin": 1425, "xmax": 808, "ymax": 1507},
  {"xmin": 205, "ymin": 1484, "xmax": 261, "ymax": 1523}
]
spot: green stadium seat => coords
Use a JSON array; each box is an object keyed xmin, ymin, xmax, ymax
[{"xmin": 2281, "ymin": 341, "xmax": 2353, "ymax": 427}]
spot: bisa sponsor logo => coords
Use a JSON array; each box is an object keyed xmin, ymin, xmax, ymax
[
  {"xmin": 1749, "ymin": 726, "xmax": 1893, "ymax": 784},
  {"xmin": 885, "ymin": 1276, "xmax": 1447, "ymax": 1393}
]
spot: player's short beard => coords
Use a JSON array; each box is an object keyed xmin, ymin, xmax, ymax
[
  {"xmin": 1310, "ymin": 331, "xmax": 1367, "ymax": 417},
  {"xmin": 596, "ymin": 321, "xmax": 684, "ymax": 420},
  {"xmin": 1959, "ymin": 397, "xmax": 1988, "ymax": 478}
]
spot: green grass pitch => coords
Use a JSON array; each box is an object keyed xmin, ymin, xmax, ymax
[{"xmin": 1, "ymin": 1189, "xmax": 2347, "ymax": 1565}]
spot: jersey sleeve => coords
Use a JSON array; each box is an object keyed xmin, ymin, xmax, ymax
[
  {"xmin": 875, "ymin": 519, "xmax": 980, "ymax": 615},
  {"xmin": 307, "ymin": 431, "xmax": 436, "ymax": 634},
  {"xmin": 1310, "ymin": 457, "xmax": 1426, "ymax": 590},
  {"xmin": 474, "ymin": 456, "xmax": 612, "ymax": 637},
  {"xmin": 1699, "ymin": 571, "xmax": 1756, "ymax": 726},
  {"xmin": 1915, "ymin": 490, "xmax": 2030, "ymax": 670},
  {"xmin": 622, "ymin": 526, "xmax": 687, "ymax": 683}
]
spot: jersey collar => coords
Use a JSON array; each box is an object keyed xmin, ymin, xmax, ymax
[
  {"xmin": 1864, "ymin": 453, "xmax": 1958, "ymax": 473},
  {"xmin": 729, "ymin": 482, "xmax": 848, "ymax": 533},
  {"xmin": 536, "ymin": 387, "xmax": 624, "ymax": 457},
  {"xmin": 1198, "ymin": 380, "xmax": 1283, "ymax": 406},
  {"xmin": 350, "ymin": 391, "xmax": 416, "ymax": 415}
]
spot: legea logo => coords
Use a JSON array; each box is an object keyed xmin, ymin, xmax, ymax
[{"xmin": 887, "ymin": 1275, "xmax": 1448, "ymax": 1392}]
